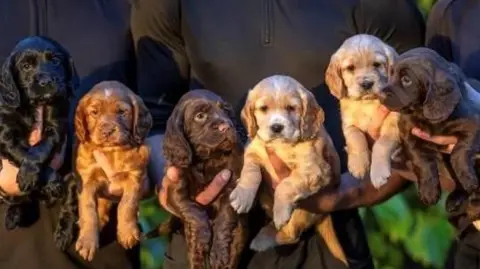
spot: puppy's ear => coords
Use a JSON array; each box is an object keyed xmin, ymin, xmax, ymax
[
  {"xmin": 74, "ymin": 97, "xmax": 89, "ymax": 143},
  {"xmin": 240, "ymin": 90, "xmax": 258, "ymax": 139},
  {"xmin": 163, "ymin": 100, "xmax": 192, "ymax": 168},
  {"xmin": 383, "ymin": 43, "xmax": 398, "ymax": 74},
  {"xmin": 325, "ymin": 55, "xmax": 346, "ymax": 99},
  {"xmin": 298, "ymin": 87, "xmax": 324, "ymax": 139},
  {"xmin": 129, "ymin": 92, "xmax": 153, "ymax": 145},
  {"xmin": 67, "ymin": 57, "xmax": 80, "ymax": 99},
  {"xmin": 0, "ymin": 54, "xmax": 20, "ymax": 108},
  {"xmin": 423, "ymin": 64, "xmax": 462, "ymax": 123}
]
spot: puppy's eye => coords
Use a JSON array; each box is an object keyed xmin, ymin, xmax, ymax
[
  {"xmin": 373, "ymin": 62, "xmax": 382, "ymax": 68},
  {"xmin": 259, "ymin": 105, "xmax": 268, "ymax": 112},
  {"xmin": 22, "ymin": 63, "xmax": 32, "ymax": 70},
  {"xmin": 400, "ymin": 76, "xmax": 412, "ymax": 87},
  {"xmin": 286, "ymin": 105, "xmax": 295, "ymax": 112},
  {"xmin": 194, "ymin": 112, "xmax": 207, "ymax": 122},
  {"xmin": 346, "ymin": 65, "xmax": 355, "ymax": 72},
  {"xmin": 52, "ymin": 56, "xmax": 61, "ymax": 65},
  {"xmin": 90, "ymin": 109, "xmax": 99, "ymax": 117},
  {"xmin": 117, "ymin": 108, "xmax": 128, "ymax": 116}
]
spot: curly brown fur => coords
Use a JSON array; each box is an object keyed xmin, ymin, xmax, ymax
[
  {"xmin": 162, "ymin": 90, "xmax": 248, "ymax": 269},
  {"xmin": 72, "ymin": 81, "xmax": 152, "ymax": 261},
  {"xmin": 0, "ymin": 36, "xmax": 78, "ymax": 229},
  {"xmin": 380, "ymin": 47, "xmax": 480, "ymax": 206}
]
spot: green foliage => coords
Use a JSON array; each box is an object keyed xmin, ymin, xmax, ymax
[{"xmin": 361, "ymin": 186, "xmax": 455, "ymax": 269}]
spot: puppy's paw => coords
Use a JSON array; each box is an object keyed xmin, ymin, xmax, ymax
[
  {"xmin": 467, "ymin": 192, "xmax": 480, "ymax": 220},
  {"xmin": 370, "ymin": 163, "xmax": 391, "ymax": 189},
  {"xmin": 75, "ymin": 232, "xmax": 98, "ymax": 261},
  {"xmin": 17, "ymin": 163, "xmax": 40, "ymax": 193},
  {"xmin": 229, "ymin": 184, "xmax": 256, "ymax": 213},
  {"xmin": 445, "ymin": 190, "xmax": 468, "ymax": 214},
  {"xmin": 348, "ymin": 152, "xmax": 370, "ymax": 180},
  {"xmin": 117, "ymin": 224, "xmax": 140, "ymax": 249},
  {"xmin": 54, "ymin": 213, "xmax": 77, "ymax": 250},
  {"xmin": 250, "ymin": 225, "xmax": 277, "ymax": 252},
  {"xmin": 417, "ymin": 180, "xmax": 441, "ymax": 206},
  {"xmin": 4, "ymin": 205, "xmax": 23, "ymax": 230},
  {"xmin": 273, "ymin": 201, "xmax": 293, "ymax": 229}
]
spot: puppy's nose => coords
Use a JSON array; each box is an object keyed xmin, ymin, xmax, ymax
[
  {"xmin": 36, "ymin": 74, "xmax": 53, "ymax": 87},
  {"xmin": 270, "ymin": 123, "xmax": 284, "ymax": 134},
  {"xmin": 218, "ymin": 123, "xmax": 231, "ymax": 133},
  {"xmin": 360, "ymin": 80, "xmax": 374, "ymax": 90},
  {"xmin": 101, "ymin": 127, "xmax": 115, "ymax": 137}
]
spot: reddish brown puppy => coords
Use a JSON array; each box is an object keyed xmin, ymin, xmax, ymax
[{"xmin": 73, "ymin": 81, "xmax": 152, "ymax": 261}]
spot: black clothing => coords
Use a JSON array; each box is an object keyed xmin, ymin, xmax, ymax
[
  {"xmin": 427, "ymin": 1, "xmax": 480, "ymax": 268},
  {"xmin": 0, "ymin": 1, "xmax": 137, "ymax": 268},
  {"xmin": 131, "ymin": 0, "xmax": 425, "ymax": 268}
]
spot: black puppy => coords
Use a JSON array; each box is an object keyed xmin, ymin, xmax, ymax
[
  {"xmin": 379, "ymin": 47, "xmax": 480, "ymax": 206},
  {"xmin": 0, "ymin": 36, "xmax": 78, "ymax": 229}
]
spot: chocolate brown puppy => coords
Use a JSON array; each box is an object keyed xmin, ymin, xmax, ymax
[
  {"xmin": 380, "ymin": 47, "xmax": 480, "ymax": 206},
  {"xmin": 162, "ymin": 90, "xmax": 248, "ymax": 269}
]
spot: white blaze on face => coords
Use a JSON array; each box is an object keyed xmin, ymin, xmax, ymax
[{"xmin": 104, "ymin": 88, "xmax": 114, "ymax": 98}]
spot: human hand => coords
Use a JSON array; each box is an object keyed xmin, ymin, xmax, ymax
[
  {"xmin": 0, "ymin": 107, "xmax": 66, "ymax": 196},
  {"xmin": 158, "ymin": 166, "xmax": 232, "ymax": 216},
  {"xmin": 410, "ymin": 127, "xmax": 457, "ymax": 153},
  {"xmin": 366, "ymin": 105, "xmax": 391, "ymax": 140}
]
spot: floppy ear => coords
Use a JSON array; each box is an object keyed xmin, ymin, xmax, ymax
[
  {"xmin": 383, "ymin": 43, "xmax": 398, "ymax": 75},
  {"xmin": 163, "ymin": 100, "xmax": 192, "ymax": 168},
  {"xmin": 74, "ymin": 98, "xmax": 89, "ymax": 143},
  {"xmin": 0, "ymin": 54, "xmax": 20, "ymax": 108},
  {"xmin": 129, "ymin": 92, "xmax": 153, "ymax": 145},
  {"xmin": 240, "ymin": 90, "xmax": 258, "ymax": 139},
  {"xmin": 325, "ymin": 54, "xmax": 346, "ymax": 99},
  {"xmin": 298, "ymin": 87, "xmax": 325, "ymax": 140},
  {"xmin": 67, "ymin": 57, "xmax": 80, "ymax": 99},
  {"xmin": 423, "ymin": 64, "xmax": 462, "ymax": 123}
]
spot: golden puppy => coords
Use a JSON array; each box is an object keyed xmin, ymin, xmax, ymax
[
  {"xmin": 229, "ymin": 75, "xmax": 347, "ymax": 265},
  {"xmin": 73, "ymin": 81, "xmax": 152, "ymax": 261},
  {"xmin": 326, "ymin": 34, "xmax": 400, "ymax": 188}
]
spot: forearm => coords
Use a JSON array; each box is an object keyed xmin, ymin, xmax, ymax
[{"xmin": 298, "ymin": 171, "xmax": 410, "ymax": 214}]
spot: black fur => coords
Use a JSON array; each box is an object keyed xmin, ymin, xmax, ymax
[{"xmin": 0, "ymin": 36, "xmax": 78, "ymax": 229}]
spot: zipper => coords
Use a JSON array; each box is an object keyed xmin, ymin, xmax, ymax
[
  {"xmin": 262, "ymin": 0, "xmax": 273, "ymax": 46},
  {"xmin": 37, "ymin": 0, "xmax": 48, "ymax": 36}
]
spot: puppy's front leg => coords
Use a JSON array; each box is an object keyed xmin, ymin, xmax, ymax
[
  {"xmin": 167, "ymin": 173, "xmax": 211, "ymax": 269},
  {"xmin": 344, "ymin": 125, "xmax": 370, "ymax": 179},
  {"xmin": 450, "ymin": 129, "xmax": 480, "ymax": 193},
  {"xmin": 404, "ymin": 138, "xmax": 441, "ymax": 205},
  {"xmin": 229, "ymin": 152, "xmax": 262, "ymax": 213},
  {"xmin": 370, "ymin": 136, "xmax": 399, "ymax": 189},
  {"xmin": 75, "ymin": 177, "xmax": 100, "ymax": 261},
  {"xmin": 117, "ymin": 171, "xmax": 142, "ymax": 249},
  {"xmin": 210, "ymin": 196, "xmax": 247, "ymax": 269},
  {"xmin": 273, "ymin": 162, "xmax": 331, "ymax": 228}
]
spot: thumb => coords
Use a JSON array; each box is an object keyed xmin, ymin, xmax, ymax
[{"xmin": 195, "ymin": 169, "xmax": 231, "ymax": 205}]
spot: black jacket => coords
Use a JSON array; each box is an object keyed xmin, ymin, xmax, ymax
[
  {"xmin": 0, "ymin": 1, "xmax": 137, "ymax": 269},
  {"xmin": 131, "ymin": 0, "xmax": 425, "ymax": 268}
]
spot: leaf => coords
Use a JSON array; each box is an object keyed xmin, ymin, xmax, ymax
[
  {"xmin": 404, "ymin": 211, "xmax": 455, "ymax": 269},
  {"xmin": 371, "ymin": 194, "xmax": 414, "ymax": 243}
]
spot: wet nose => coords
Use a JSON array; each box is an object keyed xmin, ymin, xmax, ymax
[
  {"xmin": 360, "ymin": 80, "xmax": 374, "ymax": 90},
  {"xmin": 270, "ymin": 123, "xmax": 284, "ymax": 134},
  {"xmin": 36, "ymin": 74, "xmax": 53, "ymax": 87},
  {"xmin": 218, "ymin": 122, "xmax": 231, "ymax": 133}
]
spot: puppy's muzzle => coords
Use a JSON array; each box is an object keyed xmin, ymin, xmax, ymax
[
  {"xmin": 35, "ymin": 73, "xmax": 56, "ymax": 88},
  {"xmin": 360, "ymin": 80, "xmax": 374, "ymax": 90},
  {"xmin": 270, "ymin": 123, "xmax": 284, "ymax": 134}
]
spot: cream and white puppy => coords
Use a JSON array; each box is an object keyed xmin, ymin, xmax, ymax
[{"xmin": 326, "ymin": 34, "xmax": 400, "ymax": 188}]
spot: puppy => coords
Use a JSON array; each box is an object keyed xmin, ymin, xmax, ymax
[
  {"xmin": 379, "ymin": 47, "xmax": 480, "ymax": 206},
  {"xmin": 325, "ymin": 34, "xmax": 400, "ymax": 188},
  {"xmin": 0, "ymin": 36, "xmax": 78, "ymax": 229},
  {"xmin": 162, "ymin": 90, "xmax": 248, "ymax": 269},
  {"xmin": 73, "ymin": 81, "xmax": 152, "ymax": 261},
  {"xmin": 229, "ymin": 75, "xmax": 347, "ymax": 265}
]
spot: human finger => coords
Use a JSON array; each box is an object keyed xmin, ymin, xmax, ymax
[
  {"xmin": 266, "ymin": 147, "xmax": 290, "ymax": 180},
  {"xmin": 411, "ymin": 128, "xmax": 458, "ymax": 146},
  {"xmin": 195, "ymin": 169, "xmax": 231, "ymax": 205}
]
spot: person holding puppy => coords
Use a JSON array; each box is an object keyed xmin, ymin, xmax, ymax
[{"xmin": 131, "ymin": 0, "xmax": 426, "ymax": 268}]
